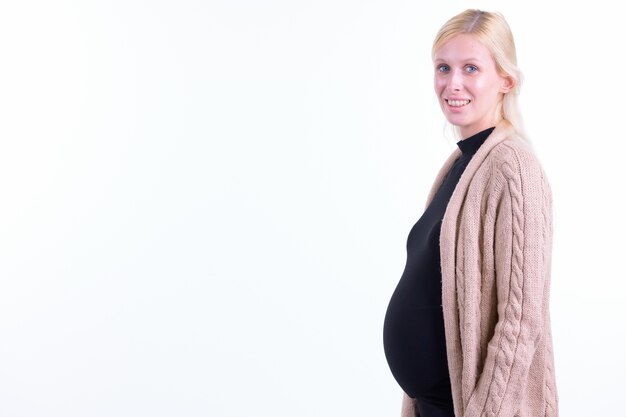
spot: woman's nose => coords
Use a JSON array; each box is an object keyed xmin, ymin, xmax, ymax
[{"xmin": 446, "ymin": 70, "xmax": 462, "ymax": 91}]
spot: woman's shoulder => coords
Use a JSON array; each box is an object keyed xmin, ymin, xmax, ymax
[
  {"xmin": 484, "ymin": 132, "xmax": 552, "ymax": 208},
  {"xmin": 488, "ymin": 133, "xmax": 547, "ymax": 181}
]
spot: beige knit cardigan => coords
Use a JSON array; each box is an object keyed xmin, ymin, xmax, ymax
[{"xmin": 400, "ymin": 122, "xmax": 558, "ymax": 417}]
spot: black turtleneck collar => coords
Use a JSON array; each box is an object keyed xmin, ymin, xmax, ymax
[{"xmin": 456, "ymin": 126, "xmax": 495, "ymax": 156}]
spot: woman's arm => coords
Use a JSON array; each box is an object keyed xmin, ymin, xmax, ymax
[{"xmin": 463, "ymin": 148, "xmax": 552, "ymax": 417}]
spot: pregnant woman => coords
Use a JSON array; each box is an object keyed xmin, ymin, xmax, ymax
[{"xmin": 383, "ymin": 9, "xmax": 559, "ymax": 417}]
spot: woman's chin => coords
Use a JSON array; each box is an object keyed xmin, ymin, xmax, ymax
[{"xmin": 444, "ymin": 116, "xmax": 466, "ymax": 128}]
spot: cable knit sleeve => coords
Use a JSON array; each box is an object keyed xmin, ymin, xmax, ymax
[
  {"xmin": 401, "ymin": 393, "xmax": 418, "ymax": 417},
  {"xmin": 462, "ymin": 144, "xmax": 551, "ymax": 417}
]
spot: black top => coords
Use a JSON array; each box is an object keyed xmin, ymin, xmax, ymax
[{"xmin": 383, "ymin": 127, "xmax": 494, "ymax": 400}]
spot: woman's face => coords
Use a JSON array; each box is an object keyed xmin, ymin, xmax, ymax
[{"xmin": 433, "ymin": 34, "xmax": 513, "ymax": 139}]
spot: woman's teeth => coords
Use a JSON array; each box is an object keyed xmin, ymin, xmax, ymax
[{"xmin": 447, "ymin": 99, "xmax": 470, "ymax": 107}]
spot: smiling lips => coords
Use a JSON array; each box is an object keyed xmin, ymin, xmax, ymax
[{"xmin": 446, "ymin": 99, "xmax": 471, "ymax": 107}]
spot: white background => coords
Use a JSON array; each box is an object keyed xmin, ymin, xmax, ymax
[{"xmin": 0, "ymin": 1, "xmax": 624, "ymax": 416}]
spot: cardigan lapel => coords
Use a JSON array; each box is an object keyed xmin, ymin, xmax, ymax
[{"xmin": 425, "ymin": 122, "xmax": 515, "ymax": 208}]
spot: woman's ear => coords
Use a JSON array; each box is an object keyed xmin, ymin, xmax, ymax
[{"xmin": 500, "ymin": 75, "xmax": 515, "ymax": 93}]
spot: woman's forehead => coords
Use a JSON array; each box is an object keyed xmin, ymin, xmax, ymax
[{"xmin": 433, "ymin": 34, "xmax": 492, "ymax": 63}]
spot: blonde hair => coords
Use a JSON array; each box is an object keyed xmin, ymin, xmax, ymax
[{"xmin": 432, "ymin": 9, "xmax": 527, "ymax": 140}]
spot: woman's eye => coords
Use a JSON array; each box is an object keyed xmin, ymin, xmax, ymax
[
  {"xmin": 437, "ymin": 64, "xmax": 449, "ymax": 72},
  {"xmin": 465, "ymin": 65, "xmax": 478, "ymax": 73}
]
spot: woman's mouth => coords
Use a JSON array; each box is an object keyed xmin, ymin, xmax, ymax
[{"xmin": 446, "ymin": 99, "xmax": 471, "ymax": 107}]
